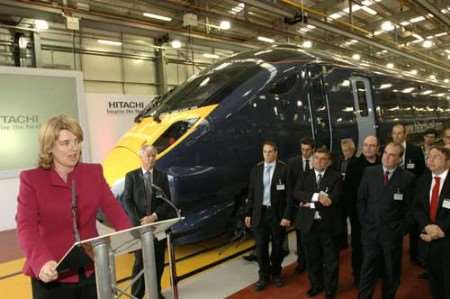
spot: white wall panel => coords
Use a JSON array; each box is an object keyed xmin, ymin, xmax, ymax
[
  {"xmin": 123, "ymin": 58, "xmax": 155, "ymax": 83},
  {"xmin": 82, "ymin": 54, "xmax": 122, "ymax": 81}
]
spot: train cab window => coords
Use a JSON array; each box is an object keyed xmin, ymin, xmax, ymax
[
  {"xmin": 153, "ymin": 118, "xmax": 199, "ymax": 153},
  {"xmin": 355, "ymin": 81, "xmax": 368, "ymax": 117},
  {"xmin": 268, "ymin": 73, "xmax": 298, "ymax": 95}
]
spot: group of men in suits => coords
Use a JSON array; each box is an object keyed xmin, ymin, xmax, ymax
[{"xmin": 244, "ymin": 124, "xmax": 450, "ymax": 299}]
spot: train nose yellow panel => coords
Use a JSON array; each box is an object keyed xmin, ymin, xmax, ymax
[{"xmin": 102, "ymin": 105, "xmax": 218, "ymax": 186}]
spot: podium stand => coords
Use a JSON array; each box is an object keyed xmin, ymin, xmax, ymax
[{"xmin": 57, "ymin": 217, "xmax": 183, "ymax": 299}]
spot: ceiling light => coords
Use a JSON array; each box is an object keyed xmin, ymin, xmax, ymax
[
  {"xmin": 302, "ymin": 40, "xmax": 312, "ymax": 48},
  {"xmin": 97, "ymin": 39, "xmax": 122, "ymax": 46},
  {"xmin": 422, "ymin": 90, "xmax": 433, "ymax": 95},
  {"xmin": 35, "ymin": 19, "xmax": 49, "ymax": 31},
  {"xmin": 343, "ymin": 5, "xmax": 361, "ymax": 13},
  {"xmin": 386, "ymin": 63, "xmax": 394, "ymax": 69},
  {"xmin": 381, "ymin": 21, "xmax": 395, "ymax": 32},
  {"xmin": 444, "ymin": 79, "xmax": 449, "ymax": 83},
  {"xmin": 400, "ymin": 21, "xmax": 410, "ymax": 26},
  {"xmin": 329, "ymin": 12, "xmax": 344, "ymax": 19},
  {"xmin": 410, "ymin": 69, "xmax": 418, "ymax": 75},
  {"xmin": 219, "ymin": 20, "xmax": 231, "ymax": 30},
  {"xmin": 422, "ymin": 40, "xmax": 433, "ymax": 48},
  {"xmin": 171, "ymin": 40, "xmax": 182, "ymax": 48},
  {"xmin": 402, "ymin": 87, "xmax": 415, "ymax": 93},
  {"xmin": 361, "ymin": 6, "xmax": 377, "ymax": 15},
  {"xmin": 203, "ymin": 53, "xmax": 220, "ymax": 59},
  {"xmin": 448, "ymin": 54, "xmax": 450, "ymax": 60},
  {"xmin": 143, "ymin": 12, "xmax": 172, "ymax": 22},
  {"xmin": 410, "ymin": 16, "xmax": 425, "ymax": 23},
  {"xmin": 429, "ymin": 74, "xmax": 436, "ymax": 80},
  {"xmin": 257, "ymin": 36, "xmax": 275, "ymax": 43},
  {"xmin": 352, "ymin": 54, "xmax": 361, "ymax": 60},
  {"xmin": 434, "ymin": 32, "xmax": 447, "ymax": 37},
  {"xmin": 379, "ymin": 83, "xmax": 392, "ymax": 89}
]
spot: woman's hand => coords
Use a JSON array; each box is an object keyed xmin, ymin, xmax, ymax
[{"xmin": 39, "ymin": 260, "xmax": 58, "ymax": 283}]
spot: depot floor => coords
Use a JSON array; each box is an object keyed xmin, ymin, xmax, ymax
[{"xmin": 0, "ymin": 230, "xmax": 429, "ymax": 299}]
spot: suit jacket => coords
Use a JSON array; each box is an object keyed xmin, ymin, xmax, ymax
[
  {"xmin": 287, "ymin": 156, "xmax": 311, "ymax": 190},
  {"xmin": 122, "ymin": 167, "xmax": 174, "ymax": 227},
  {"xmin": 413, "ymin": 171, "xmax": 450, "ymax": 249},
  {"xmin": 245, "ymin": 161, "xmax": 292, "ymax": 227},
  {"xmin": 293, "ymin": 167, "xmax": 343, "ymax": 234},
  {"xmin": 358, "ymin": 165, "xmax": 415, "ymax": 241},
  {"xmin": 16, "ymin": 163, "xmax": 131, "ymax": 282},
  {"xmin": 404, "ymin": 142, "xmax": 426, "ymax": 177},
  {"xmin": 344, "ymin": 155, "xmax": 380, "ymax": 206}
]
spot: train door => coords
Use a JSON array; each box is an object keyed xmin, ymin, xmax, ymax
[
  {"xmin": 350, "ymin": 76, "xmax": 377, "ymax": 149},
  {"xmin": 306, "ymin": 65, "xmax": 333, "ymax": 150}
]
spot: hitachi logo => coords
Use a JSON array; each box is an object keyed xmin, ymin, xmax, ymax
[
  {"xmin": 0, "ymin": 115, "xmax": 39, "ymax": 124},
  {"xmin": 108, "ymin": 101, "xmax": 144, "ymax": 109}
]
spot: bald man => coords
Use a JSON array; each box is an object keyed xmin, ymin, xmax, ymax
[{"xmin": 343, "ymin": 136, "xmax": 381, "ymax": 287}]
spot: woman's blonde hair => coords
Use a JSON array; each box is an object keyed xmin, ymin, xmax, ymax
[{"xmin": 38, "ymin": 114, "xmax": 83, "ymax": 169}]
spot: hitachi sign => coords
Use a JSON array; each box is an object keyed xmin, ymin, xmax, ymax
[
  {"xmin": 0, "ymin": 115, "xmax": 39, "ymax": 124},
  {"xmin": 108, "ymin": 101, "xmax": 145, "ymax": 109}
]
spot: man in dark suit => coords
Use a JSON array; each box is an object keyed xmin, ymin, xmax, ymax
[
  {"xmin": 344, "ymin": 135, "xmax": 380, "ymax": 287},
  {"xmin": 293, "ymin": 147, "xmax": 343, "ymax": 299},
  {"xmin": 286, "ymin": 136, "xmax": 315, "ymax": 274},
  {"xmin": 392, "ymin": 123, "xmax": 426, "ymax": 263},
  {"xmin": 122, "ymin": 145, "xmax": 174, "ymax": 299},
  {"xmin": 413, "ymin": 146, "xmax": 450, "ymax": 299},
  {"xmin": 244, "ymin": 141, "xmax": 292, "ymax": 291},
  {"xmin": 358, "ymin": 142, "xmax": 415, "ymax": 299}
]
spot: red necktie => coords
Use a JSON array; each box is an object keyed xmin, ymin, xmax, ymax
[
  {"xmin": 384, "ymin": 171, "xmax": 390, "ymax": 185},
  {"xmin": 429, "ymin": 176, "xmax": 441, "ymax": 223}
]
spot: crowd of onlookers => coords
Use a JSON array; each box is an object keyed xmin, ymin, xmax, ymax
[{"xmin": 244, "ymin": 125, "xmax": 450, "ymax": 299}]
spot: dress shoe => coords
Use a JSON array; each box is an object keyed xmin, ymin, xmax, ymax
[
  {"xmin": 243, "ymin": 254, "xmax": 257, "ymax": 262},
  {"xmin": 255, "ymin": 279, "xmax": 269, "ymax": 291},
  {"xmin": 307, "ymin": 287, "xmax": 323, "ymax": 297},
  {"xmin": 272, "ymin": 275, "xmax": 284, "ymax": 287}
]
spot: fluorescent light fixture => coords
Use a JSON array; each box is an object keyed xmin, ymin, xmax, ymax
[
  {"xmin": 171, "ymin": 40, "xmax": 182, "ymax": 48},
  {"xmin": 343, "ymin": 5, "xmax": 361, "ymax": 13},
  {"xmin": 402, "ymin": 87, "xmax": 415, "ymax": 93},
  {"xmin": 436, "ymin": 93, "xmax": 445, "ymax": 97},
  {"xmin": 410, "ymin": 16, "xmax": 425, "ymax": 23},
  {"xmin": 143, "ymin": 12, "xmax": 172, "ymax": 21},
  {"xmin": 381, "ymin": 21, "xmax": 395, "ymax": 32},
  {"xmin": 400, "ymin": 21, "xmax": 410, "ymax": 26},
  {"xmin": 444, "ymin": 79, "xmax": 449, "ymax": 83},
  {"xmin": 386, "ymin": 63, "xmax": 394, "ymax": 69},
  {"xmin": 219, "ymin": 20, "xmax": 231, "ymax": 30},
  {"xmin": 302, "ymin": 40, "xmax": 312, "ymax": 48},
  {"xmin": 379, "ymin": 83, "xmax": 392, "ymax": 89},
  {"xmin": 35, "ymin": 19, "xmax": 49, "ymax": 31},
  {"xmin": 422, "ymin": 40, "xmax": 433, "ymax": 48},
  {"xmin": 448, "ymin": 54, "xmax": 450, "ymax": 60},
  {"xmin": 412, "ymin": 33, "xmax": 424, "ymax": 40},
  {"xmin": 362, "ymin": 6, "xmax": 377, "ymax": 15},
  {"xmin": 429, "ymin": 74, "xmax": 436, "ymax": 80},
  {"xmin": 203, "ymin": 53, "xmax": 220, "ymax": 59},
  {"xmin": 352, "ymin": 54, "xmax": 361, "ymax": 60},
  {"xmin": 434, "ymin": 32, "xmax": 447, "ymax": 37},
  {"xmin": 329, "ymin": 12, "xmax": 344, "ymax": 19},
  {"xmin": 373, "ymin": 30, "xmax": 384, "ymax": 36},
  {"xmin": 422, "ymin": 90, "xmax": 433, "ymax": 95},
  {"xmin": 410, "ymin": 69, "xmax": 418, "ymax": 75},
  {"xmin": 257, "ymin": 36, "xmax": 275, "ymax": 43},
  {"xmin": 97, "ymin": 39, "xmax": 122, "ymax": 46}
]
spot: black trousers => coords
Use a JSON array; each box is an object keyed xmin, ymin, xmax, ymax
[
  {"xmin": 31, "ymin": 275, "xmax": 96, "ymax": 299},
  {"xmin": 295, "ymin": 228, "xmax": 306, "ymax": 268},
  {"xmin": 348, "ymin": 204, "xmax": 362, "ymax": 282},
  {"xmin": 426, "ymin": 238, "xmax": 450, "ymax": 299},
  {"xmin": 358, "ymin": 235, "xmax": 402, "ymax": 299},
  {"xmin": 131, "ymin": 238, "xmax": 166, "ymax": 299},
  {"xmin": 302, "ymin": 221, "xmax": 339, "ymax": 294},
  {"xmin": 254, "ymin": 207, "xmax": 285, "ymax": 280},
  {"xmin": 409, "ymin": 222, "xmax": 421, "ymax": 262}
]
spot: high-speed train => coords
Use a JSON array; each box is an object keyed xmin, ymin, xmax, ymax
[{"xmin": 102, "ymin": 44, "xmax": 450, "ymax": 244}]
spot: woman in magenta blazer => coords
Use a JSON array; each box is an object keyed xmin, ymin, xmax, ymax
[{"xmin": 16, "ymin": 114, "xmax": 132, "ymax": 299}]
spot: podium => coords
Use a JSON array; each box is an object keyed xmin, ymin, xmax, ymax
[{"xmin": 57, "ymin": 217, "xmax": 183, "ymax": 299}]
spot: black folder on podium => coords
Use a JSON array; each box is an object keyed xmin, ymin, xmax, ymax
[{"xmin": 56, "ymin": 243, "xmax": 92, "ymax": 274}]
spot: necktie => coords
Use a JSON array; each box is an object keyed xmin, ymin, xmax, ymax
[
  {"xmin": 305, "ymin": 160, "xmax": 310, "ymax": 172},
  {"xmin": 384, "ymin": 171, "xmax": 390, "ymax": 185},
  {"xmin": 144, "ymin": 171, "xmax": 153, "ymax": 214},
  {"xmin": 429, "ymin": 176, "xmax": 441, "ymax": 223},
  {"xmin": 317, "ymin": 173, "xmax": 323, "ymax": 190},
  {"xmin": 263, "ymin": 165, "xmax": 273, "ymax": 206}
]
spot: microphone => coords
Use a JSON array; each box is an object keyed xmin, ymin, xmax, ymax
[
  {"xmin": 71, "ymin": 180, "xmax": 81, "ymax": 244},
  {"xmin": 151, "ymin": 183, "xmax": 181, "ymax": 218}
]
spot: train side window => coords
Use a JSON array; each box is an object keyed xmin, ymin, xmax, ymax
[
  {"xmin": 269, "ymin": 73, "xmax": 298, "ymax": 95},
  {"xmin": 355, "ymin": 81, "xmax": 368, "ymax": 117}
]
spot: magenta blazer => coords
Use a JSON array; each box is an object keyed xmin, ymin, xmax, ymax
[{"xmin": 16, "ymin": 162, "xmax": 132, "ymax": 283}]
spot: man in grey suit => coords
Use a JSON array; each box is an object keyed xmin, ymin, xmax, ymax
[
  {"xmin": 122, "ymin": 145, "xmax": 174, "ymax": 299},
  {"xmin": 358, "ymin": 142, "xmax": 415, "ymax": 299}
]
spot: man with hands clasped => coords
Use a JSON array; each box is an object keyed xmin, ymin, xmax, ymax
[
  {"xmin": 413, "ymin": 146, "xmax": 450, "ymax": 299},
  {"xmin": 293, "ymin": 147, "xmax": 343, "ymax": 299},
  {"xmin": 244, "ymin": 141, "xmax": 292, "ymax": 292}
]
